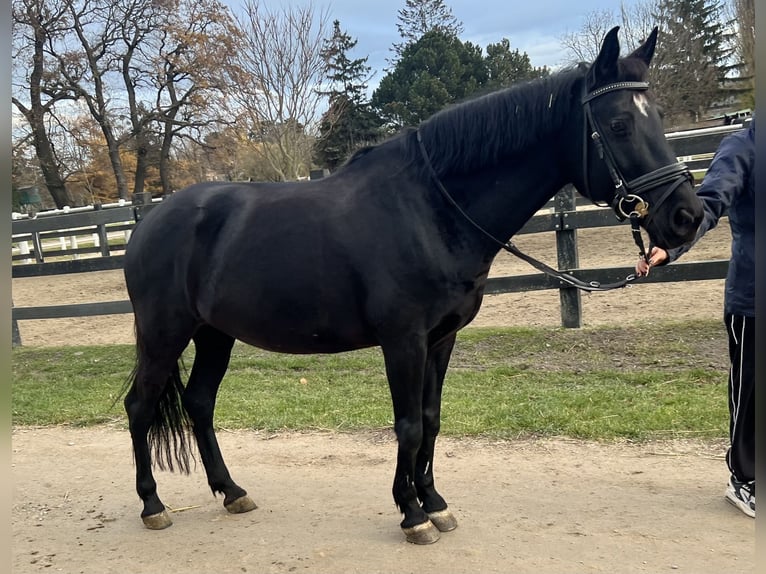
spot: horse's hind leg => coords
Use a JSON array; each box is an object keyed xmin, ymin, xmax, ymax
[
  {"xmin": 416, "ymin": 334, "xmax": 458, "ymax": 532},
  {"xmin": 182, "ymin": 325, "xmax": 256, "ymax": 515},
  {"xmin": 124, "ymin": 336, "xmax": 193, "ymax": 530}
]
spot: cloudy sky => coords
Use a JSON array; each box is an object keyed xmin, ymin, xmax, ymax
[{"xmin": 235, "ymin": 0, "xmax": 639, "ymax": 87}]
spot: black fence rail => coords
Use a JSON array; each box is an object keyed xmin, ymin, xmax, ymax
[{"xmin": 12, "ymin": 124, "xmax": 741, "ymax": 345}]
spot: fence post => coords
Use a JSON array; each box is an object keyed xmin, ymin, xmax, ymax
[
  {"xmin": 94, "ymin": 203, "xmax": 110, "ymax": 256},
  {"xmin": 69, "ymin": 234, "xmax": 79, "ymax": 259},
  {"xmin": 131, "ymin": 192, "xmax": 153, "ymax": 226},
  {"xmin": 555, "ymin": 185, "xmax": 582, "ymax": 328},
  {"xmin": 12, "ymin": 302, "xmax": 21, "ymax": 347},
  {"xmin": 132, "ymin": 192, "xmax": 152, "ymax": 205},
  {"xmin": 32, "ymin": 231, "xmax": 44, "ymax": 263},
  {"xmin": 18, "ymin": 240, "xmax": 32, "ymax": 264},
  {"xmin": 132, "ymin": 192, "xmax": 153, "ymax": 205}
]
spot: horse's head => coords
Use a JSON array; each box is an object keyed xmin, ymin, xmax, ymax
[{"xmin": 577, "ymin": 26, "xmax": 703, "ymax": 250}]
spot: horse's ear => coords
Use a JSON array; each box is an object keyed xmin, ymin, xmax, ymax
[
  {"xmin": 588, "ymin": 26, "xmax": 621, "ymax": 88},
  {"xmin": 628, "ymin": 26, "xmax": 659, "ymax": 66}
]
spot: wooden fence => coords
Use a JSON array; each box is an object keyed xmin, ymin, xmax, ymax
[{"xmin": 11, "ymin": 124, "xmax": 743, "ymax": 345}]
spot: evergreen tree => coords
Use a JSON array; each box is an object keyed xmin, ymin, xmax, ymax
[
  {"xmin": 314, "ymin": 20, "xmax": 382, "ymax": 171},
  {"xmin": 651, "ymin": 0, "xmax": 736, "ymax": 126},
  {"xmin": 390, "ymin": 0, "xmax": 463, "ymax": 64},
  {"xmin": 373, "ymin": 29, "xmax": 487, "ymax": 129},
  {"xmin": 484, "ymin": 38, "xmax": 550, "ymax": 90}
]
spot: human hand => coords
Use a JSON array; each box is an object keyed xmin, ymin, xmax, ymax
[{"xmin": 636, "ymin": 246, "xmax": 668, "ymax": 277}]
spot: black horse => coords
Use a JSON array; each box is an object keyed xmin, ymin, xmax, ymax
[{"xmin": 122, "ymin": 27, "xmax": 702, "ymax": 544}]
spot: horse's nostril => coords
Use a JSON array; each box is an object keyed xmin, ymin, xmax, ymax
[
  {"xmin": 675, "ymin": 208, "xmax": 691, "ymax": 226},
  {"xmin": 670, "ymin": 207, "xmax": 703, "ymax": 245},
  {"xmin": 674, "ymin": 208, "xmax": 697, "ymax": 231}
]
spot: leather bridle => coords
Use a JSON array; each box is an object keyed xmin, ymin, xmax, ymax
[
  {"xmin": 415, "ymin": 79, "xmax": 694, "ymax": 292},
  {"xmin": 580, "ymin": 80, "xmax": 693, "ymax": 260}
]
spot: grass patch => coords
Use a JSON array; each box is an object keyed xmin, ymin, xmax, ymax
[{"xmin": 11, "ymin": 322, "xmax": 729, "ymax": 440}]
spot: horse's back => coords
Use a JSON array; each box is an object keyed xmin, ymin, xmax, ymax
[
  {"xmin": 123, "ymin": 178, "xmax": 403, "ymax": 351},
  {"xmin": 122, "ymin": 144, "xmax": 482, "ymax": 353}
]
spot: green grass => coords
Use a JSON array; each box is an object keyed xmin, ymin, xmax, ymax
[{"xmin": 11, "ymin": 322, "xmax": 729, "ymax": 441}]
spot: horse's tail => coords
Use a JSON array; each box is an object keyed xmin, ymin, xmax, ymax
[{"xmin": 120, "ymin": 324, "xmax": 194, "ymax": 474}]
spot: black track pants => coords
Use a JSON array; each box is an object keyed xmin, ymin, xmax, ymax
[{"xmin": 724, "ymin": 314, "xmax": 755, "ymax": 483}]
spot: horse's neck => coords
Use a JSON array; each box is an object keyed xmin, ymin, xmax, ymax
[{"xmin": 443, "ymin": 148, "xmax": 567, "ymax": 256}]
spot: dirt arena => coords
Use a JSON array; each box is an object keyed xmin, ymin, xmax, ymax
[{"xmin": 12, "ymin": 223, "xmax": 756, "ymax": 573}]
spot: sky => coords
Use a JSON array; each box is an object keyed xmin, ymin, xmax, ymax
[{"xmin": 246, "ymin": 0, "xmax": 638, "ymax": 88}]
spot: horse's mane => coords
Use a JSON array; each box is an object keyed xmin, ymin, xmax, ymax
[
  {"xmin": 343, "ymin": 53, "xmax": 650, "ymax": 177},
  {"xmin": 344, "ymin": 144, "xmax": 377, "ymax": 165},
  {"xmin": 408, "ymin": 66, "xmax": 586, "ymax": 176}
]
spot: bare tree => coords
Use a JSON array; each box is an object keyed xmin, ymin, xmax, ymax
[
  {"xmin": 733, "ymin": 0, "xmax": 754, "ymax": 75},
  {"xmin": 151, "ymin": 0, "xmax": 239, "ymax": 193},
  {"xmin": 29, "ymin": 0, "xmax": 238, "ymax": 201},
  {"xmin": 13, "ymin": 0, "xmax": 155, "ymax": 202},
  {"xmin": 12, "ymin": 0, "xmax": 76, "ymax": 208},
  {"xmin": 559, "ymin": 9, "xmax": 616, "ymax": 64},
  {"xmin": 728, "ymin": 0, "xmax": 754, "ymax": 108},
  {"xmin": 53, "ymin": 0, "xmax": 134, "ymax": 199},
  {"xmin": 228, "ymin": 0, "xmax": 330, "ymax": 181},
  {"xmin": 55, "ymin": 111, "xmax": 114, "ymax": 204},
  {"xmin": 559, "ymin": 1, "xmax": 658, "ymax": 65},
  {"xmin": 618, "ymin": 0, "xmax": 661, "ymax": 51},
  {"xmin": 112, "ymin": 0, "xmax": 165, "ymax": 198}
]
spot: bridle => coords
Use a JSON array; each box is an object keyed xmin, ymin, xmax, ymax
[
  {"xmin": 415, "ymin": 79, "xmax": 693, "ymax": 293},
  {"xmin": 580, "ymin": 80, "xmax": 693, "ymax": 261}
]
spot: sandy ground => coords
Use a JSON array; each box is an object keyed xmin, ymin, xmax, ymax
[
  {"xmin": 11, "ymin": 427, "xmax": 755, "ymax": 574},
  {"xmin": 13, "ymin": 221, "xmax": 755, "ymax": 573}
]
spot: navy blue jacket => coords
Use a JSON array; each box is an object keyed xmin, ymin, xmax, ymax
[{"xmin": 667, "ymin": 119, "xmax": 755, "ymax": 317}]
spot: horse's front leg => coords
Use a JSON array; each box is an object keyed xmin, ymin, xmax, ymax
[
  {"xmin": 382, "ymin": 335, "xmax": 441, "ymax": 544},
  {"xmin": 415, "ymin": 334, "xmax": 458, "ymax": 533}
]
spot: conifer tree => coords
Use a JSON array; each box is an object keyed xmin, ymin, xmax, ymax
[
  {"xmin": 651, "ymin": 0, "xmax": 736, "ymax": 126},
  {"xmin": 314, "ymin": 20, "xmax": 381, "ymax": 171},
  {"xmin": 390, "ymin": 0, "xmax": 463, "ymax": 65},
  {"xmin": 373, "ymin": 29, "xmax": 486, "ymax": 128},
  {"xmin": 484, "ymin": 38, "xmax": 550, "ymax": 90}
]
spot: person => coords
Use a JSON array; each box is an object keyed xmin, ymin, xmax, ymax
[{"xmin": 636, "ymin": 118, "xmax": 755, "ymax": 518}]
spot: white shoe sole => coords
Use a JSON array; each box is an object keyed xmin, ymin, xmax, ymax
[{"xmin": 725, "ymin": 489, "xmax": 755, "ymax": 518}]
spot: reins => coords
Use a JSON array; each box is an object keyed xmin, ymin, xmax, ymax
[
  {"xmin": 416, "ymin": 131, "xmax": 636, "ymax": 293},
  {"xmin": 415, "ymin": 78, "xmax": 692, "ymax": 293}
]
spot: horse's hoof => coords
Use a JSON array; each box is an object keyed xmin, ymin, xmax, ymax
[
  {"xmin": 428, "ymin": 508, "xmax": 458, "ymax": 532},
  {"xmin": 142, "ymin": 510, "xmax": 173, "ymax": 530},
  {"xmin": 402, "ymin": 520, "xmax": 441, "ymax": 544},
  {"xmin": 224, "ymin": 495, "xmax": 257, "ymax": 514}
]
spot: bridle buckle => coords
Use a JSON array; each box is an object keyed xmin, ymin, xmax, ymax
[{"xmin": 617, "ymin": 194, "xmax": 649, "ymax": 220}]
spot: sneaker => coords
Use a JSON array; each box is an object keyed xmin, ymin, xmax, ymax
[{"xmin": 725, "ymin": 476, "xmax": 755, "ymax": 518}]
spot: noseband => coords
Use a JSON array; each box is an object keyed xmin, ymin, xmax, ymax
[
  {"xmin": 581, "ymin": 81, "xmax": 693, "ymax": 259},
  {"xmin": 415, "ymin": 79, "xmax": 693, "ymax": 293}
]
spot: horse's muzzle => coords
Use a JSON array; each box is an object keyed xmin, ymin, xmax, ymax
[
  {"xmin": 671, "ymin": 203, "xmax": 704, "ymax": 245},
  {"xmin": 649, "ymin": 187, "xmax": 703, "ymax": 249}
]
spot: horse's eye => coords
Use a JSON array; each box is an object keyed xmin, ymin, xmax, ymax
[{"xmin": 610, "ymin": 119, "xmax": 627, "ymax": 134}]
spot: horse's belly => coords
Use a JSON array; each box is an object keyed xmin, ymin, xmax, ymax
[
  {"xmin": 235, "ymin": 329, "xmax": 376, "ymax": 354},
  {"xmin": 204, "ymin": 295, "xmax": 375, "ymax": 354}
]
